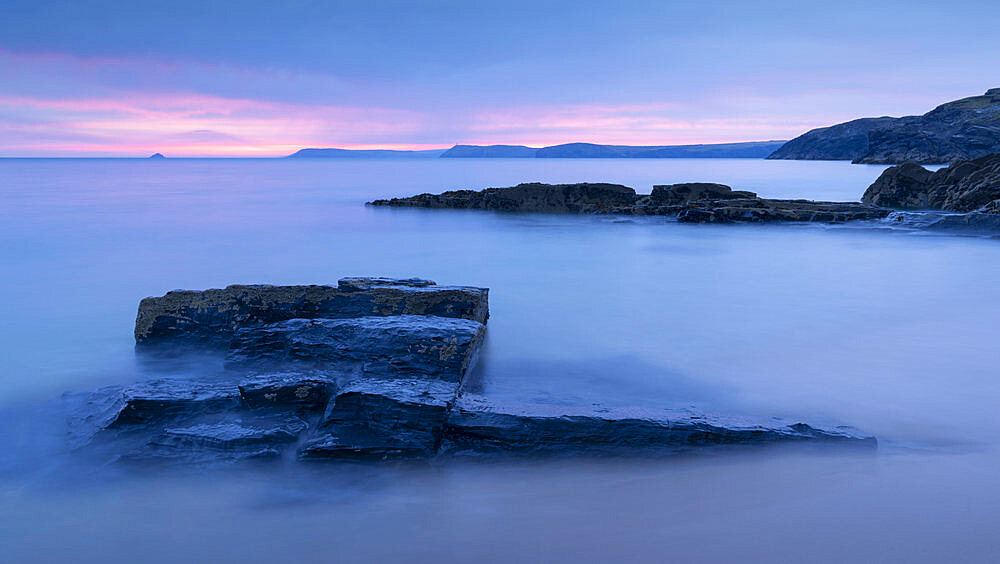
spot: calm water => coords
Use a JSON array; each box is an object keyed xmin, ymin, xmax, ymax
[{"xmin": 1, "ymin": 158, "xmax": 999, "ymax": 562}]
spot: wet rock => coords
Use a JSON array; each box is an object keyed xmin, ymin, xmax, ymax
[
  {"xmin": 135, "ymin": 277, "xmax": 489, "ymax": 345},
  {"xmin": 675, "ymin": 198, "xmax": 891, "ymax": 223},
  {"xmin": 440, "ymin": 396, "xmax": 876, "ymax": 457},
  {"xmin": 86, "ymin": 380, "xmax": 243, "ymax": 430},
  {"xmin": 300, "ymin": 378, "xmax": 457, "ymax": 460},
  {"xmin": 926, "ymin": 211, "xmax": 1000, "ymax": 233},
  {"xmin": 226, "ymin": 316, "xmax": 485, "ymax": 383},
  {"xmin": 368, "ymin": 182, "xmax": 638, "ymax": 213},
  {"xmin": 649, "ymin": 183, "xmax": 757, "ymax": 205},
  {"xmin": 863, "ymin": 154, "xmax": 1000, "ymax": 212},
  {"xmin": 142, "ymin": 414, "xmax": 309, "ymax": 461},
  {"xmin": 238, "ymin": 372, "xmax": 336, "ymax": 411},
  {"xmin": 371, "ymin": 183, "xmax": 890, "ymax": 224}
]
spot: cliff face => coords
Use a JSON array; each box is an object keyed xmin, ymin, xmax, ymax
[{"xmin": 768, "ymin": 89, "xmax": 1000, "ymax": 164}]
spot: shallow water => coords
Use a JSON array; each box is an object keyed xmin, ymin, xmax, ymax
[{"xmin": 1, "ymin": 158, "xmax": 999, "ymax": 562}]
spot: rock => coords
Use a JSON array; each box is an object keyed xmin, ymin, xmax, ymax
[
  {"xmin": 370, "ymin": 183, "xmax": 890, "ymax": 224},
  {"xmin": 649, "ymin": 183, "xmax": 757, "ymax": 205},
  {"xmin": 148, "ymin": 153, "xmax": 166, "ymax": 159},
  {"xmin": 676, "ymin": 198, "xmax": 891, "ymax": 223},
  {"xmin": 440, "ymin": 396, "xmax": 877, "ymax": 457},
  {"xmin": 135, "ymin": 277, "xmax": 489, "ymax": 345},
  {"xmin": 300, "ymin": 378, "xmax": 458, "ymax": 460},
  {"xmin": 70, "ymin": 276, "xmax": 881, "ymax": 465},
  {"xmin": 226, "ymin": 316, "xmax": 486, "ymax": 383},
  {"xmin": 768, "ymin": 89, "xmax": 1000, "ymax": 163},
  {"xmin": 90, "ymin": 380, "xmax": 243, "ymax": 430},
  {"xmin": 238, "ymin": 372, "xmax": 336, "ymax": 411},
  {"xmin": 863, "ymin": 154, "xmax": 1000, "ymax": 212},
  {"xmin": 926, "ymin": 212, "xmax": 1000, "ymax": 233},
  {"xmin": 368, "ymin": 182, "xmax": 638, "ymax": 213},
  {"xmin": 143, "ymin": 414, "xmax": 309, "ymax": 461}
]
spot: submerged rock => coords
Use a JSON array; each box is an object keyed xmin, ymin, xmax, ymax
[
  {"xmin": 135, "ymin": 277, "xmax": 489, "ymax": 345},
  {"xmin": 440, "ymin": 396, "xmax": 876, "ymax": 457},
  {"xmin": 370, "ymin": 182, "xmax": 890, "ymax": 224},
  {"xmin": 226, "ymin": 315, "xmax": 485, "ymax": 383}
]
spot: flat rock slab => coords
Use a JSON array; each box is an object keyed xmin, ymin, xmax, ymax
[
  {"xmin": 143, "ymin": 414, "xmax": 309, "ymax": 461},
  {"xmin": 672, "ymin": 198, "xmax": 891, "ymax": 223},
  {"xmin": 238, "ymin": 372, "xmax": 335, "ymax": 412},
  {"xmin": 440, "ymin": 396, "xmax": 876, "ymax": 457},
  {"xmin": 226, "ymin": 315, "xmax": 485, "ymax": 383},
  {"xmin": 81, "ymin": 379, "xmax": 243, "ymax": 432},
  {"xmin": 135, "ymin": 277, "xmax": 489, "ymax": 345},
  {"xmin": 300, "ymin": 378, "xmax": 459, "ymax": 461}
]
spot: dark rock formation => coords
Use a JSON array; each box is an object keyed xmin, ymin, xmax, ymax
[
  {"xmin": 926, "ymin": 212, "xmax": 1000, "ymax": 232},
  {"xmin": 94, "ymin": 380, "xmax": 243, "ymax": 429},
  {"xmin": 649, "ymin": 183, "xmax": 757, "ymax": 205},
  {"xmin": 135, "ymin": 277, "xmax": 489, "ymax": 345},
  {"xmin": 368, "ymin": 182, "xmax": 638, "ymax": 214},
  {"xmin": 863, "ymin": 154, "xmax": 1000, "ymax": 212},
  {"xmin": 70, "ymin": 276, "xmax": 878, "ymax": 465},
  {"xmin": 148, "ymin": 153, "xmax": 166, "ymax": 159},
  {"xmin": 300, "ymin": 379, "xmax": 457, "ymax": 460},
  {"xmin": 673, "ymin": 198, "xmax": 890, "ymax": 224},
  {"xmin": 370, "ymin": 182, "xmax": 891, "ymax": 224},
  {"xmin": 238, "ymin": 372, "xmax": 335, "ymax": 411},
  {"xmin": 440, "ymin": 396, "xmax": 876, "ymax": 457},
  {"xmin": 143, "ymin": 414, "xmax": 309, "ymax": 461},
  {"xmin": 769, "ymin": 89, "xmax": 1000, "ymax": 163},
  {"xmin": 226, "ymin": 316, "xmax": 486, "ymax": 383}
]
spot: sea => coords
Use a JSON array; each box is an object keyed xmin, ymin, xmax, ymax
[{"xmin": 1, "ymin": 157, "xmax": 998, "ymax": 562}]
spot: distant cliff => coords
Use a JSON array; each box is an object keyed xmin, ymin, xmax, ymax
[
  {"xmin": 440, "ymin": 145, "xmax": 539, "ymax": 157},
  {"xmin": 287, "ymin": 148, "xmax": 446, "ymax": 158},
  {"xmin": 768, "ymin": 88, "xmax": 1000, "ymax": 164},
  {"xmin": 440, "ymin": 140, "xmax": 786, "ymax": 158}
]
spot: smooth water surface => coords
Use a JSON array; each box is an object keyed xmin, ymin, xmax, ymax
[{"xmin": 2, "ymin": 158, "xmax": 999, "ymax": 562}]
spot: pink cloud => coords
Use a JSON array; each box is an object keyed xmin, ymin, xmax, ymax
[{"xmin": 0, "ymin": 93, "xmax": 439, "ymax": 156}]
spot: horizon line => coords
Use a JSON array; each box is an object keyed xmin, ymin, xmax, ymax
[{"xmin": 0, "ymin": 139, "xmax": 790, "ymax": 159}]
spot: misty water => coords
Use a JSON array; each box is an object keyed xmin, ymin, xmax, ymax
[{"xmin": 1, "ymin": 158, "xmax": 999, "ymax": 562}]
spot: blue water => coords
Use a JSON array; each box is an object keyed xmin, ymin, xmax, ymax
[{"xmin": 2, "ymin": 158, "xmax": 999, "ymax": 562}]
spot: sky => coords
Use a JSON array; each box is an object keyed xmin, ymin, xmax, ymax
[{"xmin": 1, "ymin": 0, "xmax": 998, "ymax": 157}]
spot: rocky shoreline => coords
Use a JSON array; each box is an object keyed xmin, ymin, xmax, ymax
[
  {"xmin": 864, "ymin": 154, "xmax": 1000, "ymax": 231},
  {"xmin": 68, "ymin": 277, "xmax": 876, "ymax": 464},
  {"xmin": 369, "ymin": 182, "xmax": 891, "ymax": 224}
]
